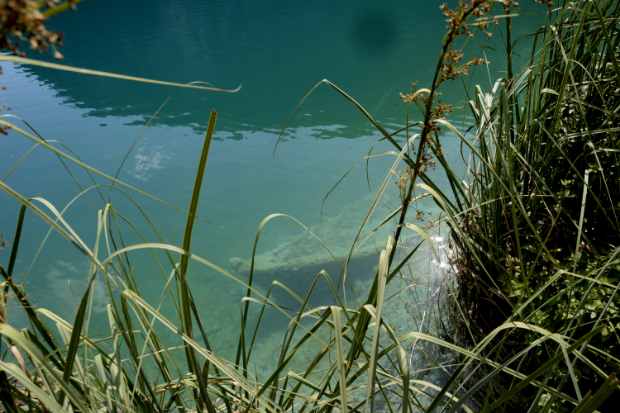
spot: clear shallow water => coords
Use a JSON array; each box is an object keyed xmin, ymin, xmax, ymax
[{"xmin": 0, "ymin": 0, "xmax": 546, "ymax": 367}]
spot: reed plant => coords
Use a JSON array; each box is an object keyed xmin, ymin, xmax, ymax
[
  {"xmin": 0, "ymin": 0, "xmax": 618, "ymax": 412},
  {"xmin": 412, "ymin": 0, "xmax": 620, "ymax": 410}
]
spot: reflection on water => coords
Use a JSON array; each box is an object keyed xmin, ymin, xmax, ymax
[
  {"xmin": 129, "ymin": 142, "xmax": 171, "ymax": 181},
  {"xmin": 44, "ymin": 260, "xmax": 110, "ymax": 314},
  {"xmin": 21, "ymin": 0, "xmax": 445, "ymax": 131}
]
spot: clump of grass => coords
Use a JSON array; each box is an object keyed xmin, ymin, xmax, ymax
[{"xmin": 421, "ymin": 0, "xmax": 620, "ymax": 410}]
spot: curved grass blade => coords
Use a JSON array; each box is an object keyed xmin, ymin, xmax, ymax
[
  {"xmin": 480, "ymin": 326, "xmax": 606, "ymax": 413},
  {"xmin": 0, "ymin": 55, "xmax": 241, "ymax": 92}
]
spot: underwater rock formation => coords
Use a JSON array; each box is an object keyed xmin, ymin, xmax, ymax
[
  {"xmin": 228, "ymin": 197, "xmax": 393, "ymax": 306},
  {"xmin": 228, "ymin": 241, "xmax": 381, "ymax": 279}
]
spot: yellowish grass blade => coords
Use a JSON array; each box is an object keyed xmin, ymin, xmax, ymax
[{"xmin": 0, "ymin": 56, "xmax": 241, "ymax": 92}]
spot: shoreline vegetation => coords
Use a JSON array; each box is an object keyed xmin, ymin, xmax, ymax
[{"xmin": 0, "ymin": 0, "xmax": 619, "ymax": 412}]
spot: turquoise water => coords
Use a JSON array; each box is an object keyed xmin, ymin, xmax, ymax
[{"xmin": 0, "ymin": 0, "xmax": 546, "ymax": 371}]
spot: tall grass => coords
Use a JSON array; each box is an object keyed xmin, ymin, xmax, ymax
[
  {"xmin": 418, "ymin": 0, "xmax": 620, "ymax": 410},
  {"xmin": 0, "ymin": 0, "xmax": 618, "ymax": 412}
]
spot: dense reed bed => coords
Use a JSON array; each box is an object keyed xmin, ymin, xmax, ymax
[
  {"xmin": 0, "ymin": 0, "xmax": 618, "ymax": 412},
  {"xmin": 426, "ymin": 0, "xmax": 620, "ymax": 410}
]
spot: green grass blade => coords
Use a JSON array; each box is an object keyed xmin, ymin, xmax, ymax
[
  {"xmin": 365, "ymin": 237, "xmax": 391, "ymax": 413},
  {"xmin": 332, "ymin": 306, "xmax": 348, "ymax": 413},
  {"xmin": 396, "ymin": 346, "xmax": 409, "ymax": 413},
  {"xmin": 0, "ymin": 55, "xmax": 241, "ymax": 92},
  {"xmin": 42, "ymin": 0, "xmax": 84, "ymax": 18},
  {"xmin": 0, "ymin": 324, "xmax": 91, "ymax": 412},
  {"xmin": 58, "ymin": 270, "xmax": 97, "ymax": 403},
  {"xmin": 0, "ymin": 371, "xmax": 18, "ymax": 413},
  {"xmin": 6, "ymin": 205, "xmax": 26, "ymax": 279},
  {"xmin": 480, "ymin": 326, "xmax": 606, "ymax": 413},
  {"xmin": 0, "ymin": 361, "xmax": 66, "ymax": 413},
  {"xmin": 571, "ymin": 373, "xmax": 619, "ymax": 413},
  {"xmin": 179, "ymin": 109, "xmax": 218, "ymax": 412}
]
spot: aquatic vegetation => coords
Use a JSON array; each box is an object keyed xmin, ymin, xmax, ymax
[
  {"xmin": 418, "ymin": 0, "xmax": 620, "ymax": 410},
  {"xmin": 0, "ymin": 0, "xmax": 618, "ymax": 412}
]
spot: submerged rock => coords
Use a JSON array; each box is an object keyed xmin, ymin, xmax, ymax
[
  {"xmin": 228, "ymin": 241, "xmax": 380, "ymax": 278},
  {"xmin": 229, "ymin": 257, "xmax": 252, "ymax": 275},
  {"xmin": 228, "ymin": 237, "xmax": 382, "ymax": 306},
  {"xmin": 228, "ymin": 196, "xmax": 395, "ymax": 305}
]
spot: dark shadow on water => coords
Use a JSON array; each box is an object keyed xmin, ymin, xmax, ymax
[{"xmin": 350, "ymin": 7, "xmax": 397, "ymax": 54}]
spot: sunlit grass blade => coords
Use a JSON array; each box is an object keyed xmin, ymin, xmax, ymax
[
  {"xmin": 0, "ymin": 55, "xmax": 241, "ymax": 92},
  {"xmin": 331, "ymin": 306, "xmax": 348, "ymax": 413},
  {"xmin": 365, "ymin": 237, "xmax": 391, "ymax": 413}
]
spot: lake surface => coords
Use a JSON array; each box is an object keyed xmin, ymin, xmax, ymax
[{"xmin": 0, "ymin": 0, "xmax": 546, "ymax": 375}]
